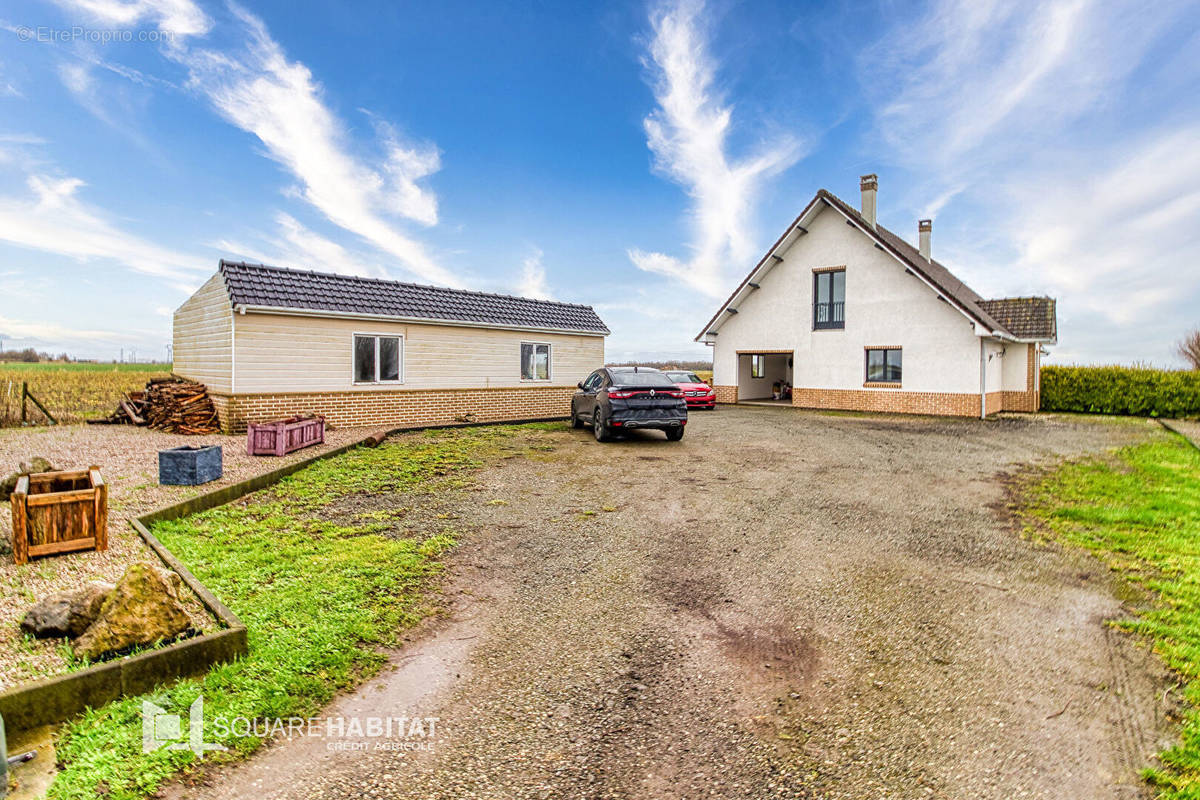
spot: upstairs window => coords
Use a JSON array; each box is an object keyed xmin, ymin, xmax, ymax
[
  {"xmin": 354, "ymin": 335, "xmax": 403, "ymax": 383},
  {"xmin": 865, "ymin": 348, "xmax": 902, "ymax": 384},
  {"xmin": 814, "ymin": 269, "xmax": 846, "ymax": 329},
  {"xmin": 521, "ymin": 342, "xmax": 551, "ymax": 381}
]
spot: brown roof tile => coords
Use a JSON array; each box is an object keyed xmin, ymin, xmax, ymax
[{"xmin": 977, "ymin": 297, "xmax": 1057, "ymax": 341}]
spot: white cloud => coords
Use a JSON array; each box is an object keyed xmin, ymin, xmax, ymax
[
  {"xmin": 0, "ymin": 173, "xmax": 203, "ymax": 280},
  {"xmin": 857, "ymin": 0, "xmax": 1199, "ymax": 365},
  {"xmin": 1006, "ymin": 125, "xmax": 1200, "ymax": 355},
  {"xmin": 176, "ymin": 5, "xmax": 453, "ymax": 285},
  {"xmin": 51, "ymin": 0, "xmax": 211, "ymax": 38},
  {"xmin": 213, "ymin": 212, "xmax": 390, "ymax": 279},
  {"xmin": 516, "ymin": 248, "xmax": 551, "ymax": 300},
  {"xmin": 629, "ymin": 0, "xmax": 801, "ymax": 297},
  {"xmin": 0, "ymin": 314, "xmax": 161, "ymax": 349},
  {"xmin": 50, "ymin": 0, "xmax": 454, "ymax": 286}
]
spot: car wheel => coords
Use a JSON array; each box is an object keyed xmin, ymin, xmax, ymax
[
  {"xmin": 593, "ymin": 409, "xmax": 610, "ymax": 442},
  {"xmin": 665, "ymin": 427, "xmax": 684, "ymax": 441},
  {"xmin": 570, "ymin": 402, "xmax": 584, "ymax": 429}
]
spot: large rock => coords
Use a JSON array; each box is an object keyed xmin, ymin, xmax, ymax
[
  {"xmin": 0, "ymin": 456, "xmax": 55, "ymax": 501},
  {"xmin": 20, "ymin": 582, "xmax": 114, "ymax": 638},
  {"xmin": 74, "ymin": 563, "xmax": 192, "ymax": 660}
]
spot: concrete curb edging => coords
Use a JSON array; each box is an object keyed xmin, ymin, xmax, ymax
[{"xmin": 0, "ymin": 417, "xmax": 568, "ymax": 733}]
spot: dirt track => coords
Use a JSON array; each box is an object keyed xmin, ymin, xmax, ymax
[{"xmin": 174, "ymin": 407, "xmax": 1178, "ymax": 800}]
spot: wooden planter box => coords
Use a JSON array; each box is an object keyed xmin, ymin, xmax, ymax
[
  {"xmin": 9, "ymin": 468, "xmax": 107, "ymax": 565},
  {"xmin": 159, "ymin": 445, "xmax": 223, "ymax": 486},
  {"xmin": 246, "ymin": 416, "xmax": 325, "ymax": 457}
]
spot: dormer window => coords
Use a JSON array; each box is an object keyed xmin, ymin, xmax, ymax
[{"xmin": 814, "ymin": 268, "xmax": 845, "ymax": 330}]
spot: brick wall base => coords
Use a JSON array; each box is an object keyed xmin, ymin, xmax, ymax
[
  {"xmin": 792, "ymin": 387, "xmax": 981, "ymax": 417},
  {"xmin": 713, "ymin": 385, "xmax": 738, "ymax": 404},
  {"xmin": 210, "ymin": 386, "xmax": 575, "ymax": 434}
]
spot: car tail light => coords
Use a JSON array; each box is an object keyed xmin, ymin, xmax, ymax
[
  {"xmin": 665, "ymin": 390, "xmax": 684, "ymax": 398},
  {"xmin": 607, "ymin": 389, "xmax": 634, "ymax": 399}
]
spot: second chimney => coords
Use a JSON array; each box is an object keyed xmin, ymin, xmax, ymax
[
  {"xmin": 918, "ymin": 219, "xmax": 932, "ymax": 261},
  {"xmin": 860, "ymin": 174, "xmax": 878, "ymax": 228}
]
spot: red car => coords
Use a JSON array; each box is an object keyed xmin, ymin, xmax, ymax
[{"xmin": 664, "ymin": 370, "xmax": 715, "ymax": 410}]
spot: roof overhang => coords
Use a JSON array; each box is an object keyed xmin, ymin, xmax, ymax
[
  {"xmin": 695, "ymin": 196, "xmax": 824, "ymax": 342},
  {"xmin": 233, "ymin": 304, "xmax": 610, "ymax": 337},
  {"xmin": 697, "ymin": 193, "xmax": 1013, "ymax": 342}
]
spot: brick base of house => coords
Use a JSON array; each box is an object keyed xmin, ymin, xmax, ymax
[
  {"xmin": 713, "ymin": 385, "xmax": 738, "ymax": 404},
  {"xmin": 210, "ymin": 386, "xmax": 575, "ymax": 434},
  {"xmin": 791, "ymin": 387, "xmax": 982, "ymax": 416}
]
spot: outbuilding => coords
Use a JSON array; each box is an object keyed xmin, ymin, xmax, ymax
[
  {"xmin": 697, "ymin": 175, "xmax": 1057, "ymax": 417},
  {"xmin": 173, "ymin": 260, "xmax": 608, "ymax": 432}
]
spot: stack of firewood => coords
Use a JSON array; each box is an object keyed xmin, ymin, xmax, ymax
[{"xmin": 90, "ymin": 377, "xmax": 220, "ymax": 434}]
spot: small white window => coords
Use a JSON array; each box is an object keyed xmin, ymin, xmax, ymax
[
  {"xmin": 521, "ymin": 342, "xmax": 551, "ymax": 381},
  {"xmin": 750, "ymin": 354, "xmax": 766, "ymax": 378},
  {"xmin": 354, "ymin": 334, "xmax": 403, "ymax": 383}
]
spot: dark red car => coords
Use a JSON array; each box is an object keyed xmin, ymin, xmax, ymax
[{"xmin": 664, "ymin": 370, "xmax": 715, "ymax": 410}]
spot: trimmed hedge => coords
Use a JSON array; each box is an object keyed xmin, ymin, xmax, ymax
[{"xmin": 1041, "ymin": 365, "xmax": 1200, "ymax": 418}]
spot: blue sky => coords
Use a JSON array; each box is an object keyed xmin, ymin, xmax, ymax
[{"xmin": 0, "ymin": 0, "xmax": 1196, "ymax": 366}]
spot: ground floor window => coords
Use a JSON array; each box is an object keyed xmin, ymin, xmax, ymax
[
  {"xmin": 354, "ymin": 334, "xmax": 403, "ymax": 383},
  {"xmin": 865, "ymin": 348, "xmax": 902, "ymax": 383},
  {"xmin": 521, "ymin": 342, "xmax": 551, "ymax": 380},
  {"xmin": 750, "ymin": 354, "xmax": 765, "ymax": 378}
]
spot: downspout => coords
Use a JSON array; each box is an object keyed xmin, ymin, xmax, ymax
[{"xmin": 979, "ymin": 338, "xmax": 986, "ymax": 419}]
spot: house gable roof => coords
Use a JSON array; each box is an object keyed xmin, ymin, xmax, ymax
[
  {"xmin": 696, "ymin": 189, "xmax": 1057, "ymax": 342},
  {"xmin": 218, "ymin": 260, "xmax": 609, "ymax": 335}
]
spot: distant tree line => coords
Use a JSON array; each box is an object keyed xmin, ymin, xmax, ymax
[{"xmin": 0, "ymin": 349, "xmax": 71, "ymax": 363}]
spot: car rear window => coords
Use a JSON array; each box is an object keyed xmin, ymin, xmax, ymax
[{"xmin": 612, "ymin": 372, "xmax": 674, "ymax": 387}]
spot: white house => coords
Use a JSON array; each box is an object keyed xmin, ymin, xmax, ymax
[{"xmin": 696, "ymin": 175, "xmax": 1057, "ymax": 417}]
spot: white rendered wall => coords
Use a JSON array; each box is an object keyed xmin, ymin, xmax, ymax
[{"xmin": 711, "ymin": 205, "xmax": 984, "ymax": 394}]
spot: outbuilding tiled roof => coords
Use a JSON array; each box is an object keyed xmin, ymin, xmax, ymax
[
  {"xmin": 977, "ymin": 297, "xmax": 1057, "ymax": 341},
  {"xmin": 218, "ymin": 260, "xmax": 609, "ymax": 335}
]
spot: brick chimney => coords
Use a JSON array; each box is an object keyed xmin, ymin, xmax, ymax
[
  {"xmin": 860, "ymin": 174, "xmax": 877, "ymax": 228},
  {"xmin": 918, "ymin": 219, "xmax": 932, "ymax": 261}
]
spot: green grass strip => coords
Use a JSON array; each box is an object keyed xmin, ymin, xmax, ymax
[
  {"xmin": 1023, "ymin": 437, "xmax": 1200, "ymax": 798},
  {"xmin": 46, "ymin": 422, "xmax": 561, "ymax": 800}
]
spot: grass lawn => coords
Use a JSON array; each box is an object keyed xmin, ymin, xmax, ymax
[
  {"xmin": 1023, "ymin": 434, "xmax": 1200, "ymax": 798},
  {"xmin": 45, "ymin": 422, "xmax": 562, "ymax": 800}
]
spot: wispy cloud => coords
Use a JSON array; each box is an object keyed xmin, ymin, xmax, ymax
[
  {"xmin": 0, "ymin": 173, "xmax": 203, "ymax": 280},
  {"xmin": 0, "ymin": 314, "xmax": 163, "ymax": 350},
  {"xmin": 858, "ymin": 0, "xmax": 1198, "ymax": 364},
  {"xmin": 50, "ymin": 0, "xmax": 212, "ymax": 38},
  {"xmin": 515, "ymin": 247, "xmax": 552, "ymax": 300},
  {"xmin": 213, "ymin": 212, "xmax": 391, "ymax": 279},
  {"xmin": 53, "ymin": 0, "xmax": 455, "ymax": 286},
  {"xmin": 629, "ymin": 0, "xmax": 801, "ymax": 297}
]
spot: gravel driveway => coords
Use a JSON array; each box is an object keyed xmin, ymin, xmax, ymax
[{"xmin": 174, "ymin": 407, "xmax": 1177, "ymax": 800}]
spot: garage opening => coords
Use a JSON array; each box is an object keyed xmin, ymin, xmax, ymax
[{"xmin": 737, "ymin": 352, "xmax": 793, "ymax": 403}]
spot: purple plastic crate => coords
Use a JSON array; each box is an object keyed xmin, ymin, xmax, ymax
[{"xmin": 246, "ymin": 416, "xmax": 325, "ymax": 457}]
